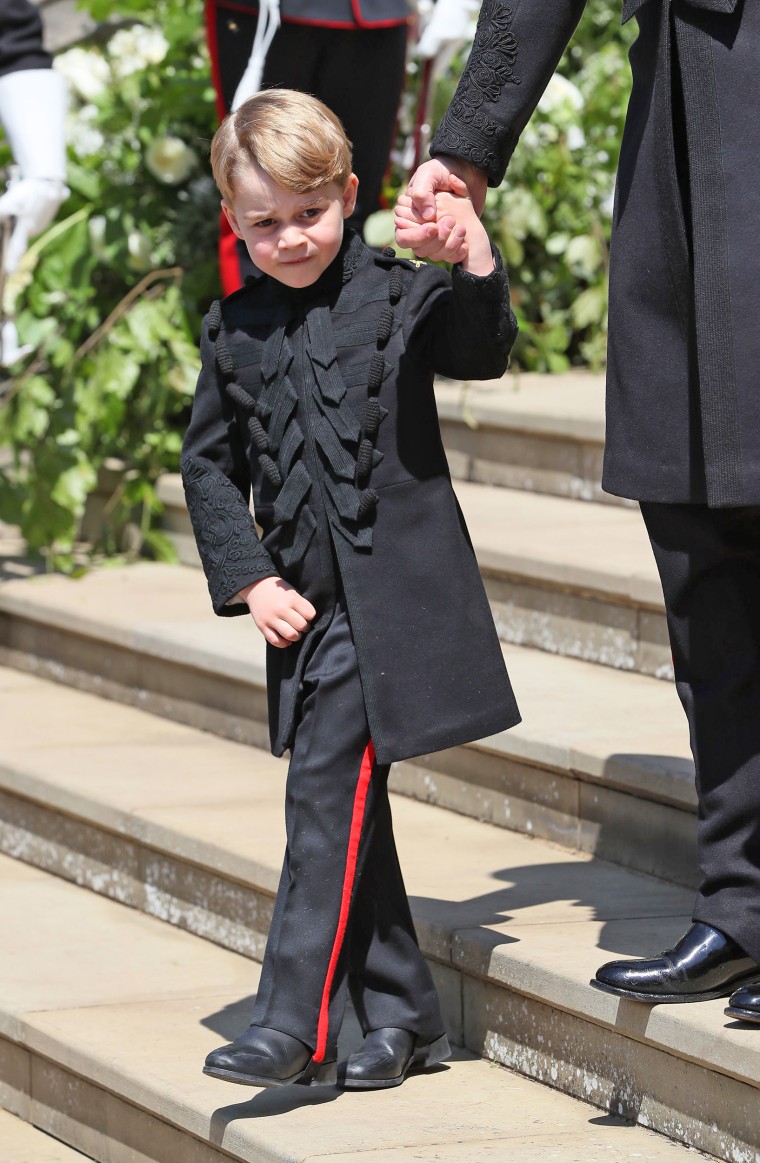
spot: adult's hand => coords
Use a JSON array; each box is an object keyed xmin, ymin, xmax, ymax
[{"xmin": 396, "ymin": 155, "xmax": 488, "ymax": 260}]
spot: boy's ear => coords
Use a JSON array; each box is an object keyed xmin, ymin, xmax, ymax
[
  {"xmin": 342, "ymin": 174, "xmax": 359, "ymax": 220},
  {"xmin": 221, "ymin": 199, "xmax": 244, "ymax": 239}
]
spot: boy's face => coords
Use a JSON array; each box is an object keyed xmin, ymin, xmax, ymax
[{"xmin": 222, "ymin": 162, "xmax": 359, "ymax": 289}]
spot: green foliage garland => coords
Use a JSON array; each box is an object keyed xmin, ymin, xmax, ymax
[{"xmin": 0, "ymin": 0, "xmax": 217, "ymax": 567}]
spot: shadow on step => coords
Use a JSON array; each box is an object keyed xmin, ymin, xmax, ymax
[
  {"xmin": 409, "ymin": 855, "xmax": 691, "ymax": 961},
  {"xmin": 201, "ymin": 997, "xmax": 458, "ymax": 1137}
]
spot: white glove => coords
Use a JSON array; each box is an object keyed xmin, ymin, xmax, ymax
[
  {"xmin": 0, "ymin": 68, "xmax": 69, "ymax": 273},
  {"xmin": 416, "ymin": 0, "xmax": 479, "ymax": 59},
  {"xmin": 0, "ymin": 176, "xmax": 68, "ymax": 273}
]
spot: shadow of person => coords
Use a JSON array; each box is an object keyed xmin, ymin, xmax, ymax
[
  {"xmin": 201, "ymin": 994, "xmax": 259, "ymax": 1041},
  {"xmin": 409, "ymin": 851, "xmax": 692, "ymax": 964},
  {"xmin": 209, "ymin": 1083, "xmax": 341, "ymax": 1145},
  {"xmin": 203, "ymin": 997, "xmax": 387, "ymax": 1140}
]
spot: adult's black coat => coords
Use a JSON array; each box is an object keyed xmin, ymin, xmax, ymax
[
  {"xmin": 181, "ymin": 233, "xmax": 521, "ymax": 764},
  {"xmin": 431, "ymin": 0, "xmax": 757, "ymax": 507}
]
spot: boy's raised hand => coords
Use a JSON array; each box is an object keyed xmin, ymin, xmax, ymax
[
  {"xmin": 394, "ymin": 174, "xmax": 494, "ymax": 277},
  {"xmin": 238, "ymin": 576, "xmax": 316, "ymax": 648}
]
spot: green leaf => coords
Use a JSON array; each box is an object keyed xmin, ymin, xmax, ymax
[
  {"xmin": 50, "ymin": 461, "xmax": 98, "ymax": 516},
  {"xmin": 571, "ymin": 284, "xmax": 608, "ymax": 329}
]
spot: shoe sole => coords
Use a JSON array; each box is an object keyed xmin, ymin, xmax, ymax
[
  {"xmin": 203, "ymin": 1058, "xmax": 337, "ymax": 1088},
  {"xmin": 724, "ymin": 1006, "xmax": 760, "ymax": 1023},
  {"xmin": 342, "ymin": 1032, "xmax": 451, "ymax": 1090},
  {"xmin": 589, "ymin": 972, "xmax": 760, "ymax": 1005}
]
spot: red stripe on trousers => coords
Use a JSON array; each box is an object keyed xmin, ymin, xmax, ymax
[{"xmin": 313, "ymin": 739, "xmax": 375, "ymax": 1063}]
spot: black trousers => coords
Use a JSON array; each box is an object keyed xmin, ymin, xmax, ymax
[
  {"xmin": 214, "ymin": 12, "xmax": 408, "ymax": 233},
  {"xmin": 251, "ymin": 598, "xmax": 444, "ymax": 1064},
  {"xmin": 262, "ymin": 23, "xmax": 407, "ymax": 232},
  {"xmin": 641, "ymin": 501, "xmax": 760, "ymax": 963}
]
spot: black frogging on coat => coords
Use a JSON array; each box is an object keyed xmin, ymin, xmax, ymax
[{"xmin": 182, "ymin": 232, "xmax": 520, "ymax": 763}]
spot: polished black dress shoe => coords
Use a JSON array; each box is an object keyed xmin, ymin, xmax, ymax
[
  {"xmin": 725, "ymin": 981, "xmax": 760, "ymax": 1023},
  {"xmin": 341, "ymin": 1027, "xmax": 451, "ymax": 1090},
  {"xmin": 203, "ymin": 1025, "xmax": 337, "ymax": 1087},
  {"xmin": 590, "ymin": 922, "xmax": 759, "ymax": 1003}
]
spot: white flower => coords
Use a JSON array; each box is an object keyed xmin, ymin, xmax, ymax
[
  {"xmin": 89, "ymin": 215, "xmax": 107, "ymax": 259},
  {"xmin": 54, "ymin": 46, "xmax": 110, "ymax": 102},
  {"xmin": 145, "ymin": 135, "xmax": 197, "ymax": 185},
  {"xmin": 565, "ymin": 234, "xmax": 601, "ymax": 278},
  {"xmin": 601, "ymin": 184, "xmax": 617, "ymax": 218},
  {"xmin": 109, "ymin": 25, "xmax": 169, "ymax": 79},
  {"xmin": 127, "ymin": 229, "xmax": 153, "ymax": 270},
  {"xmin": 566, "ymin": 125, "xmax": 586, "ymax": 151},
  {"xmin": 67, "ymin": 104, "xmax": 105, "ymax": 158},
  {"xmin": 538, "ymin": 73, "xmax": 584, "ymax": 115}
]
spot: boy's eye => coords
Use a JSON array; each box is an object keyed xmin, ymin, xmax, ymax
[
  {"xmin": 301, "ymin": 207, "xmax": 321, "ymax": 220},
  {"xmin": 254, "ymin": 218, "xmax": 275, "ymax": 229}
]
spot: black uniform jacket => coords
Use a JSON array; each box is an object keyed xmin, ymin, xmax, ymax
[
  {"xmin": 431, "ymin": 0, "xmax": 758, "ymax": 508},
  {"xmin": 0, "ymin": 0, "xmax": 52, "ymax": 74},
  {"xmin": 181, "ymin": 232, "xmax": 521, "ymax": 764}
]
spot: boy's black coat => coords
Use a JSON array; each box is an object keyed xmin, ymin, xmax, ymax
[{"xmin": 182, "ymin": 233, "xmax": 521, "ymax": 764}]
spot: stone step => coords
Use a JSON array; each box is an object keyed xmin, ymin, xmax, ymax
[
  {"xmin": 0, "ymin": 563, "xmax": 695, "ymax": 887},
  {"xmin": 0, "ymin": 854, "xmax": 714, "ymax": 1163},
  {"xmin": 158, "ymin": 473, "xmax": 671, "ymax": 681},
  {"xmin": 434, "ymin": 371, "xmax": 620, "ymax": 505},
  {"xmin": 0, "ymin": 678, "xmax": 744, "ymax": 1161},
  {"xmin": 0, "ymin": 1107, "xmax": 90, "ymax": 1161}
]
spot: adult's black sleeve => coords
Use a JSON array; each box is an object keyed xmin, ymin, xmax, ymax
[
  {"xmin": 429, "ymin": 0, "xmax": 588, "ymax": 186},
  {"xmin": 0, "ymin": 0, "xmax": 53, "ymax": 76}
]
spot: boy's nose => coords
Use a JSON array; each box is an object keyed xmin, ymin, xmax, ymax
[{"xmin": 279, "ymin": 225, "xmax": 306, "ymax": 249}]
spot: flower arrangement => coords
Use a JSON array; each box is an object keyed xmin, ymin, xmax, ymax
[{"xmin": 0, "ymin": 0, "xmax": 218, "ymax": 567}]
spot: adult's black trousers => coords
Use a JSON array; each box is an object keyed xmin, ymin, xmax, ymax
[
  {"xmin": 641, "ymin": 500, "xmax": 760, "ymax": 964},
  {"xmin": 251, "ymin": 597, "xmax": 444, "ymax": 1063}
]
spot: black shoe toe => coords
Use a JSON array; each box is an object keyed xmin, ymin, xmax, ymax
[
  {"xmin": 725, "ymin": 980, "xmax": 760, "ymax": 1023},
  {"xmin": 342, "ymin": 1028, "xmax": 450, "ymax": 1090},
  {"xmin": 203, "ymin": 1025, "xmax": 335, "ymax": 1087},
  {"xmin": 590, "ymin": 923, "xmax": 759, "ymax": 1003}
]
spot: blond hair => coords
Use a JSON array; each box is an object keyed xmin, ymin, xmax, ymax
[{"xmin": 211, "ymin": 89, "xmax": 353, "ymax": 203}]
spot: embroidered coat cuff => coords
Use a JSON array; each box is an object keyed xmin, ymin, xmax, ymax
[
  {"xmin": 181, "ymin": 454, "xmax": 280, "ymax": 617},
  {"xmin": 452, "ymin": 244, "xmax": 517, "ymax": 351}
]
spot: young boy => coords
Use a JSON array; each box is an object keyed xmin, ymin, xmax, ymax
[{"xmin": 181, "ymin": 89, "xmax": 520, "ymax": 1091}]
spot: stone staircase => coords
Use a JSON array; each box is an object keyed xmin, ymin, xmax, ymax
[{"xmin": 0, "ymin": 370, "xmax": 756, "ymax": 1162}]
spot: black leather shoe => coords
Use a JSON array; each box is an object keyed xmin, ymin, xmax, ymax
[
  {"xmin": 725, "ymin": 981, "xmax": 760, "ymax": 1023},
  {"xmin": 203, "ymin": 1025, "xmax": 337, "ymax": 1087},
  {"xmin": 341, "ymin": 1028, "xmax": 451, "ymax": 1090},
  {"xmin": 590, "ymin": 923, "xmax": 759, "ymax": 1003}
]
